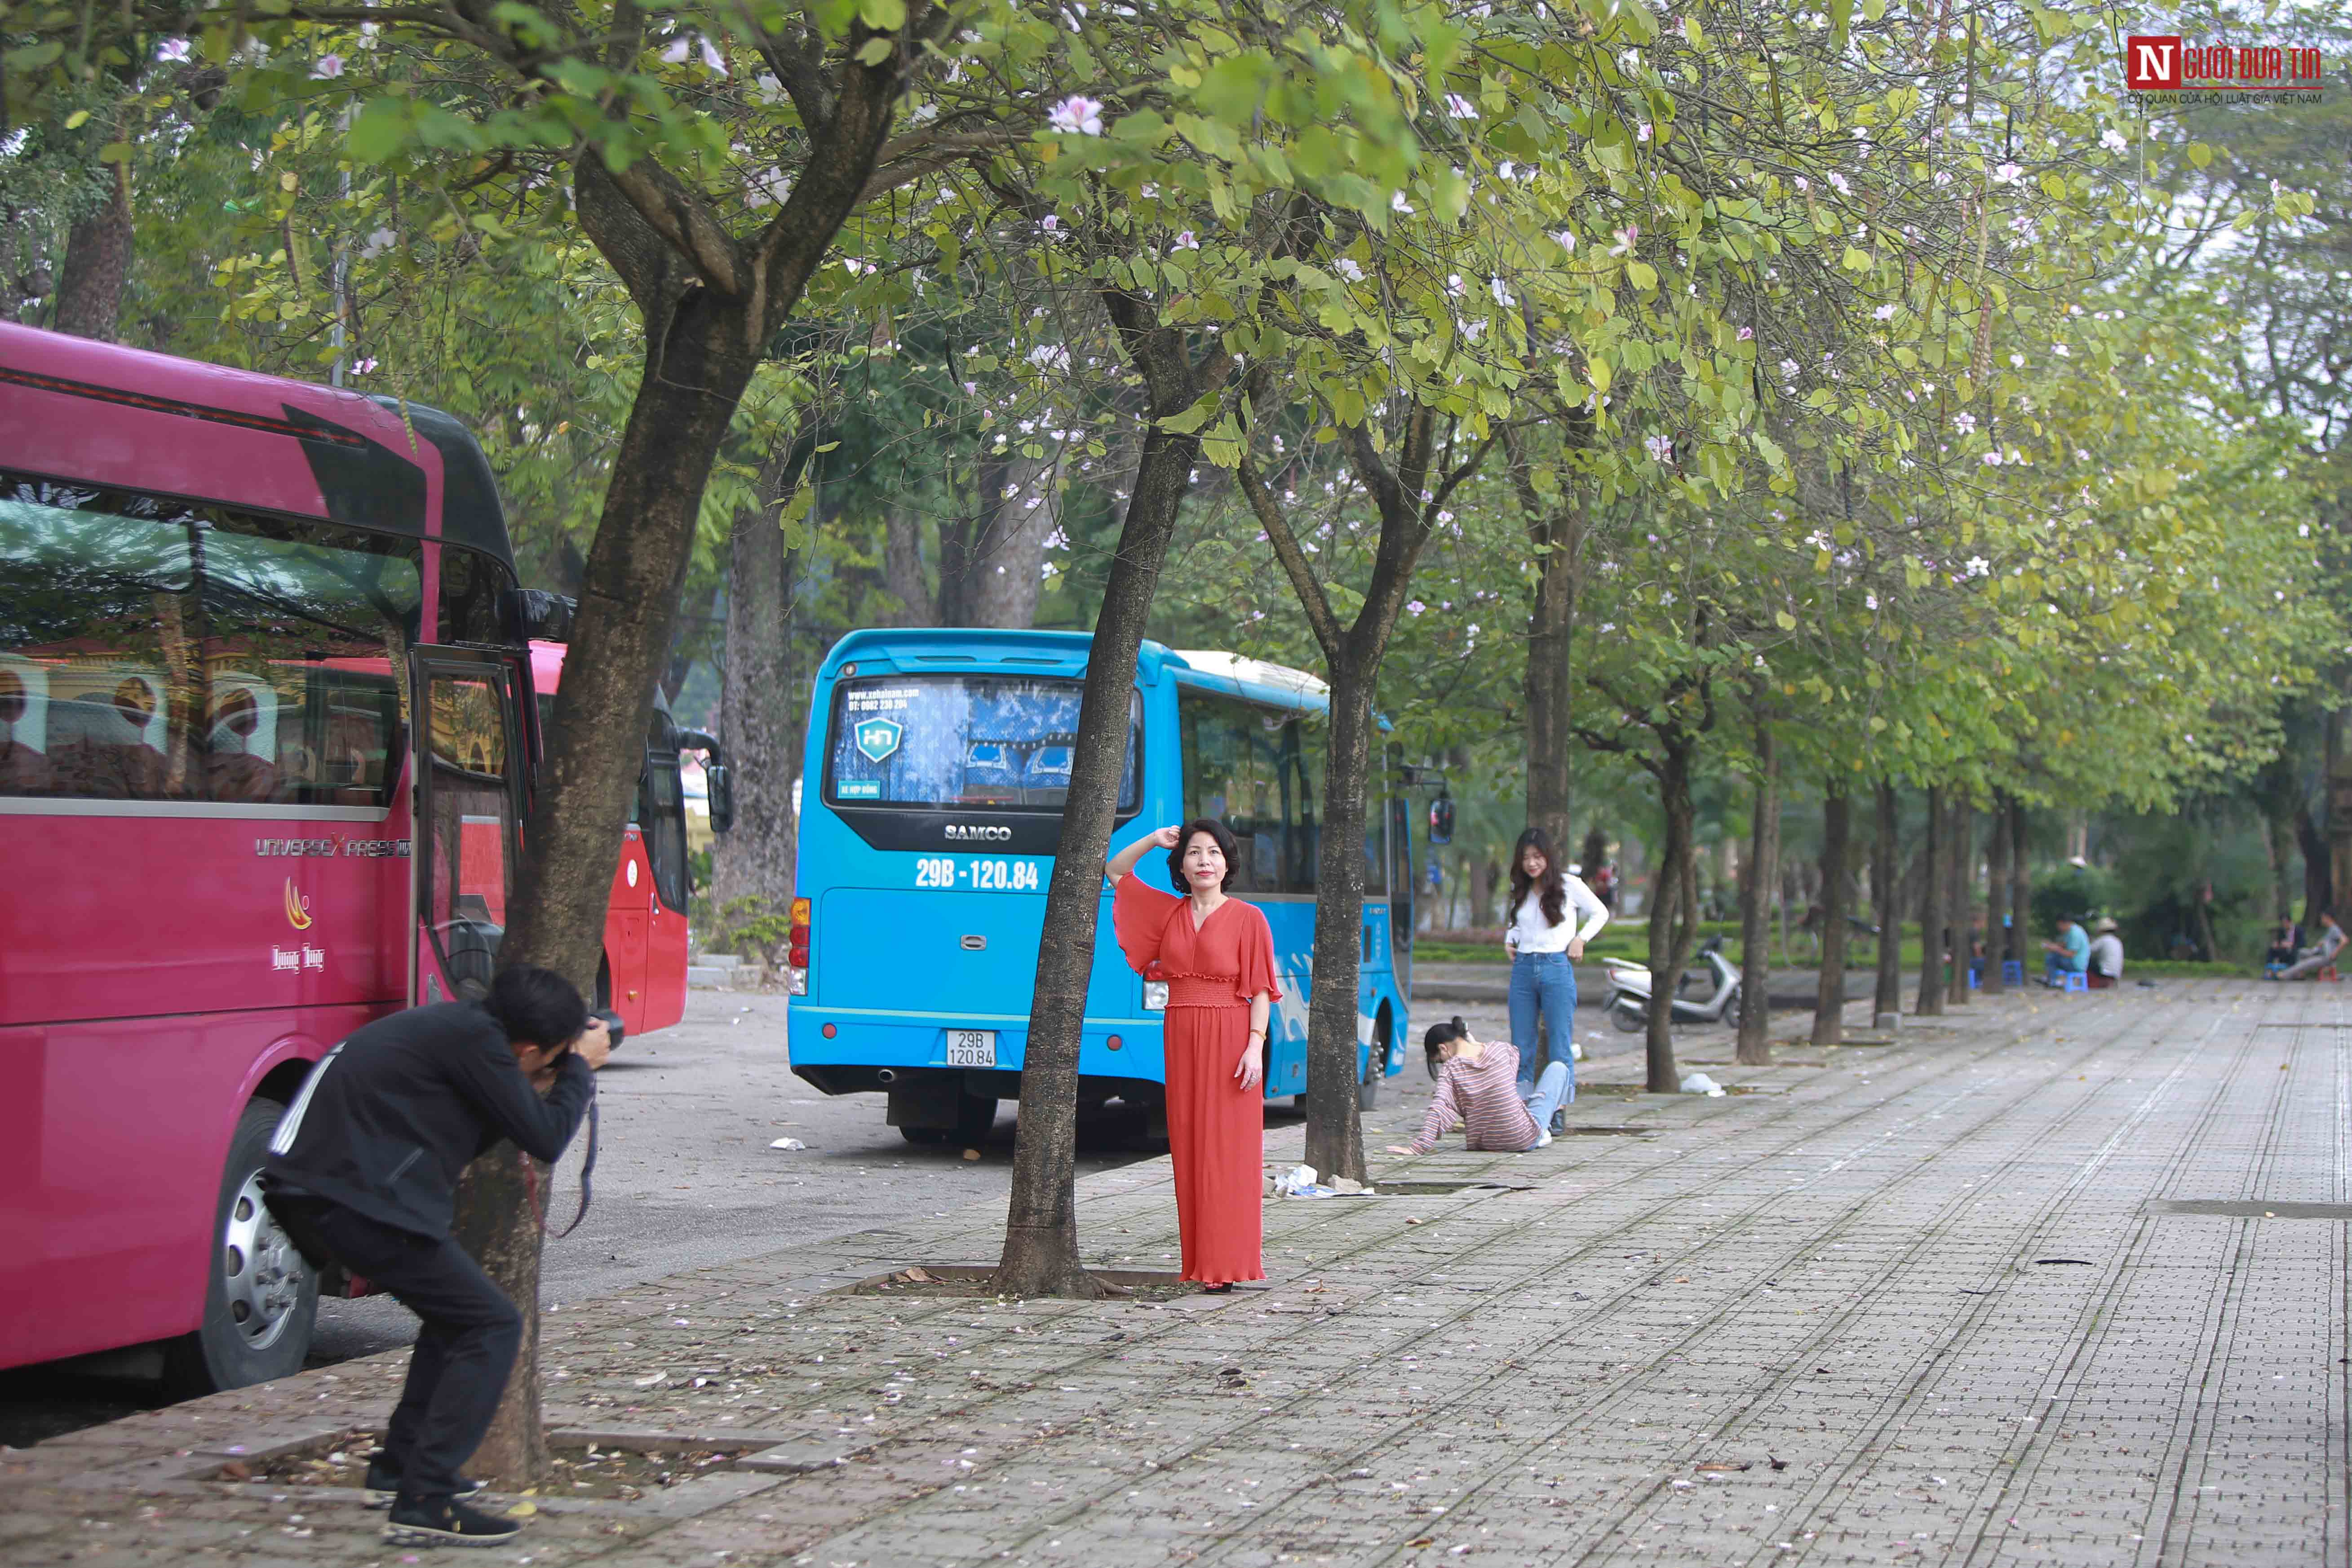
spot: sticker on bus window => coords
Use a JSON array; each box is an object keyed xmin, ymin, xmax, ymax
[
  {"xmin": 853, "ymin": 717, "xmax": 904, "ymax": 763},
  {"xmin": 838, "ymin": 779, "xmax": 882, "ymax": 799}
]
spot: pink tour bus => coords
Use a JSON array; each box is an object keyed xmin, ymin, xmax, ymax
[{"xmin": 0, "ymin": 323, "xmax": 722, "ymax": 1392}]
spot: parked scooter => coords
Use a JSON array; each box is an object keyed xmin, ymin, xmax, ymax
[{"xmin": 1601, "ymin": 937, "xmax": 1742, "ymax": 1033}]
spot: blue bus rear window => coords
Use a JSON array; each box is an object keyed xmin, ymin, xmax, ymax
[{"xmin": 826, "ymin": 676, "xmax": 1138, "ymax": 812}]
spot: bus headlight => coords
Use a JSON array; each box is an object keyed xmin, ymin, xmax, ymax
[{"xmin": 1142, "ymin": 980, "xmax": 1168, "ymax": 1011}]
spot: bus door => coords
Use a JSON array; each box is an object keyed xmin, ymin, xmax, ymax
[
  {"xmin": 1389, "ymin": 792, "xmax": 1415, "ymax": 1005},
  {"xmin": 409, "ymin": 649, "xmax": 523, "ymax": 1005}
]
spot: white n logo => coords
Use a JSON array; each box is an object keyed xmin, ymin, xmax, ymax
[{"xmin": 2133, "ymin": 40, "xmax": 2175, "ymax": 84}]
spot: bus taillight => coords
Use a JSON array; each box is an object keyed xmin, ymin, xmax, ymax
[{"xmin": 787, "ymin": 896, "xmax": 811, "ymax": 995}]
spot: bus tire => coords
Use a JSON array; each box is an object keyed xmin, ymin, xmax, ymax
[
  {"xmin": 163, "ymin": 1100, "xmax": 319, "ymax": 1396},
  {"xmin": 1357, "ymin": 1057, "xmax": 1381, "ymax": 1112},
  {"xmin": 900, "ymin": 1125, "xmax": 951, "ymax": 1146}
]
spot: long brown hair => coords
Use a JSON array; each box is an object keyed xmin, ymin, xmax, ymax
[{"xmin": 1509, "ymin": 827, "xmax": 1568, "ymax": 930}]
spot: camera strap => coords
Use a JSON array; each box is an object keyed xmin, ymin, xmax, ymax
[{"xmin": 550, "ymin": 1098, "xmax": 598, "ymax": 1239}]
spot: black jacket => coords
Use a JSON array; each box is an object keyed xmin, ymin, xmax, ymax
[{"xmin": 264, "ymin": 1001, "xmax": 595, "ymax": 1239}]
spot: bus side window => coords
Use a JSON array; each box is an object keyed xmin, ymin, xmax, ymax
[
  {"xmin": 0, "ymin": 482, "xmax": 200, "ymax": 801},
  {"xmin": 196, "ymin": 520, "xmax": 420, "ymax": 808},
  {"xmin": 1178, "ymin": 689, "xmax": 1329, "ymax": 897}
]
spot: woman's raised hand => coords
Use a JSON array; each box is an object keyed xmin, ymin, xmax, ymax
[{"xmin": 1149, "ymin": 824, "xmax": 1184, "ymax": 850}]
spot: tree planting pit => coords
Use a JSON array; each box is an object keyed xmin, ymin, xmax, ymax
[{"xmin": 838, "ymin": 1264, "xmax": 1223, "ymax": 1301}]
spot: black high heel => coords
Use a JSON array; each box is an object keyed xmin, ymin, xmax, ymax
[{"xmin": 1200, "ymin": 1282, "xmax": 1234, "ymax": 1294}]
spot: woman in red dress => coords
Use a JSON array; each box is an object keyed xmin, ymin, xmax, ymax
[{"xmin": 1107, "ymin": 819, "xmax": 1280, "ymax": 1289}]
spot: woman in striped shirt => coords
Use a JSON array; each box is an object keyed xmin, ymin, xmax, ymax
[{"xmin": 1386, "ymin": 1017, "xmax": 1571, "ymax": 1157}]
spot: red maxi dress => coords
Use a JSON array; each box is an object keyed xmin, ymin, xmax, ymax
[{"xmin": 1112, "ymin": 874, "xmax": 1282, "ymax": 1285}]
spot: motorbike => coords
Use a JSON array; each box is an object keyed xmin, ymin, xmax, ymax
[{"xmin": 1601, "ymin": 936, "xmax": 1742, "ymax": 1033}]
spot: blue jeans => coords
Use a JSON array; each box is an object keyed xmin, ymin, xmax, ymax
[
  {"xmin": 1519, "ymin": 1062, "xmax": 1571, "ymax": 1149},
  {"xmin": 1509, "ymin": 951, "xmax": 1577, "ymax": 1104},
  {"xmin": 2044, "ymin": 954, "xmax": 2082, "ymax": 984}
]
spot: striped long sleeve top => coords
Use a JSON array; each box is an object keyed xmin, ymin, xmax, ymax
[{"xmin": 1409, "ymin": 1041, "xmax": 1541, "ymax": 1155}]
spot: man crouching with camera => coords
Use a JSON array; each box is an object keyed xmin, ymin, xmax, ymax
[{"xmin": 262, "ymin": 965, "xmax": 609, "ymax": 1547}]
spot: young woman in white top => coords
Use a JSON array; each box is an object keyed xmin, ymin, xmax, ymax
[{"xmin": 1503, "ymin": 828, "xmax": 1611, "ymax": 1110}]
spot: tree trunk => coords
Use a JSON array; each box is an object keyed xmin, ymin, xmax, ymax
[
  {"xmin": 2010, "ymin": 797, "xmax": 2032, "ymax": 973},
  {"xmin": 1914, "ymin": 784, "xmax": 1944, "ymax": 1015},
  {"xmin": 2296, "ymin": 797, "xmax": 2333, "ymax": 932},
  {"xmin": 1873, "ymin": 781, "xmax": 1903, "ymax": 1022},
  {"xmin": 1944, "ymin": 797, "xmax": 1973, "ymax": 1007},
  {"xmin": 968, "ymin": 452, "xmax": 1060, "ymax": 629},
  {"xmin": 1811, "ymin": 790, "xmax": 1851, "ymax": 1047},
  {"xmin": 466, "ymin": 39, "xmax": 909, "ymax": 1460},
  {"xmin": 468, "ymin": 295, "xmax": 760, "ymax": 1487},
  {"xmin": 712, "ymin": 442, "xmax": 805, "ymax": 925},
  {"xmin": 1734, "ymin": 720, "xmax": 1777, "ymax": 1065},
  {"xmin": 883, "ymin": 501, "xmax": 933, "ymax": 625},
  {"xmin": 1645, "ymin": 740, "xmax": 1697, "ymax": 1091},
  {"xmin": 1981, "ymin": 791, "xmax": 2009, "ymax": 996},
  {"xmin": 1520, "ymin": 501, "xmax": 1582, "ymax": 856},
  {"xmin": 1302, "ymin": 665, "xmax": 1378, "ymax": 1184},
  {"xmin": 2329, "ymin": 701, "xmax": 2352, "ymax": 925},
  {"xmin": 53, "ymin": 157, "xmax": 133, "ymax": 341},
  {"xmin": 995, "ymin": 316, "xmax": 1214, "ymax": 1297},
  {"xmin": 445, "ymin": 1148, "xmax": 546, "ymax": 1484}
]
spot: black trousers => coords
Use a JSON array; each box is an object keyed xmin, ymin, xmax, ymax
[{"xmin": 274, "ymin": 1198, "xmax": 521, "ymax": 1499}]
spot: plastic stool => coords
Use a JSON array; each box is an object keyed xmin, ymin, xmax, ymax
[
  {"xmin": 2322, "ymin": 965, "xmax": 2342, "ymax": 983},
  {"xmin": 1967, "ymin": 962, "xmax": 1982, "ymax": 989},
  {"xmin": 2002, "ymin": 959, "xmax": 2024, "ymax": 985},
  {"xmin": 2059, "ymin": 970, "xmax": 2088, "ymax": 994}
]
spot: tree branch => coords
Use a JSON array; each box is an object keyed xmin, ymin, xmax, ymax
[{"xmin": 1236, "ymin": 458, "xmax": 1343, "ymax": 665}]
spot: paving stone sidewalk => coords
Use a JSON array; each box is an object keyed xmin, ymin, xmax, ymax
[{"xmin": 4, "ymin": 979, "xmax": 2345, "ymax": 1567}]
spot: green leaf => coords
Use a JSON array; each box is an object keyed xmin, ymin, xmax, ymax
[
  {"xmin": 858, "ymin": 0, "xmax": 907, "ymax": 28},
  {"xmin": 1827, "ymin": 0, "xmax": 1852, "ymax": 50},
  {"xmin": 854, "ymin": 36, "xmax": 894, "ymax": 65},
  {"xmin": 1160, "ymin": 392, "xmax": 1220, "ymax": 435},
  {"xmin": 1626, "ymin": 261, "xmax": 1658, "ymax": 292},
  {"xmin": 1775, "ymin": 610, "xmax": 1798, "ymax": 631},
  {"xmin": 97, "ymin": 142, "xmax": 133, "ymax": 164},
  {"xmin": 63, "ymin": 108, "xmax": 90, "ymax": 129},
  {"xmin": 347, "ymin": 99, "xmax": 408, "ymax": 164},
  {"xmin": 2187, "ymin": 141, "xmax": 2213, "ymax": 169}
]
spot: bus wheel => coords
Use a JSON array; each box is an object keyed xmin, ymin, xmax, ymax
[
  {"xmin": 163, "ymin": 1101, "xmax": 319, "ymax": 1396},
  {"xmin": 1356, "ymin": 1010, "xmax": 1391, "ymax": 1111}
]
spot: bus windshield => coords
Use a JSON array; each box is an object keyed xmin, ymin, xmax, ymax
[{"xmin": 825, "ymin": 674, "xmax": 1138, "ymax": 812}]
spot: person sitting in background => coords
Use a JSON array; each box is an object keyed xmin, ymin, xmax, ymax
[
  {"xmin": 2086, "ymin": 917, "xmax": 2125, "ymax": 989},
  {"xmin": 2270, "ymin": 912, "xmax": 2345, "ymax": 982},
  {"xmin": 1386, "ymin": 1017, "xmax": 1567, "ymax": 1158},
  {"xmin": 2264, "ymin": 917, "xmax": 2305, "ymax": 970},
  {"xmin": 2042, "ymin": 914, "xmax": 2090, "ymax": 986}
]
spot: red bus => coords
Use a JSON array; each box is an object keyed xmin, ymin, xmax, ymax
[
  {"xmin": 528, "ymin": 638, "xmax": 728, "ymax": 1039},
  {"xmin": 0, "ymin": 323, "xmax": 721, "ymax": 1392}
]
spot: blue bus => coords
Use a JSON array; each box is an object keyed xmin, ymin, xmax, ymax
[{"xmin": 784, "ymin": 628, "xmax": 1419, "ymax": 1145}]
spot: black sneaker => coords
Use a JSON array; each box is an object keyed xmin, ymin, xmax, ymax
[
  {"xmin": 363, "ymin": 1456, "xmax": 486, "ymax": 1509},
  {"xmin": 382, "ymin": 1493, "xmax": 521, "ymax": 1548}
]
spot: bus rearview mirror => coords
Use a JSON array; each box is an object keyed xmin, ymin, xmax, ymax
[
  {"xmin": 1427, "ymin": 794, "xmax": 1454, "ymax": 846},
  {"xmin": 707, "ymin": 763, "xmax": 736, "ymax": 834}
]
